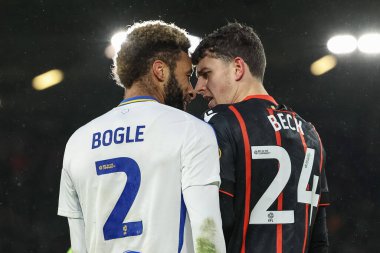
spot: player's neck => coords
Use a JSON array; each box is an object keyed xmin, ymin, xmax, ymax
[
  {"xmin": 124, "ymin": 80, "xmax": 165, "ymax": 103},
  {"xmin": 233, "ymin": 79, "xmax": 268, "ymax": 103}
]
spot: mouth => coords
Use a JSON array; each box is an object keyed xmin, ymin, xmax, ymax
[{"xmin": 203, "ymin": 95, "xmax": 216, "ymax": 109}]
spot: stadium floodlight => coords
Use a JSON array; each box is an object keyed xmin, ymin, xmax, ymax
[
  {"xmin": 105, "ymin": 31, "xmax": 201, "ymax": 59},
  {"xmin": 310, "ymin": 55, "xmax": 337, "ymax": 76},
  {"xmin": 327, "ymin": 35, "xmax": 357, "ymax": 54},
  {"xmin": 187, "ymin": 34, "xmax": 201, "ymax": 54},
  {"xmin": 358, "ymin": 33, "xmax": 380, "ymax": 54},
  {"xmin": 104, "ymin": 31, "xmax": 127, "ymax": 59},
  {"xmin": 32, "ymin": 69, "xmax": 64, "ymax": 90},
  {"xmin": 111, "ymin": 31, "xmax": 128, "ymax": 53}
]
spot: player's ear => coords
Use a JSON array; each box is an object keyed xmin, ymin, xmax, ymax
[
  {"xmin": 233, "ymin": 57, "xmax": 245, "ymax": 81},
  {"xmin": 152, "ymin": 60, "xmax": 169, "ymax": 83}
]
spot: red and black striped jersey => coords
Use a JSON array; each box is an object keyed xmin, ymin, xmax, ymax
[{"xmin": 204, "ymin": 95, "xmax": 329, "ymax": 253}]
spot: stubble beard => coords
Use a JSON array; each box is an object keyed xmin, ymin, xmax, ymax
[{"xmin": 164, "ymin": 73, "xmax": 185, "ymax": 111}]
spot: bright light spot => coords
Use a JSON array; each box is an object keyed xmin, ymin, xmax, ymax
[
  {"xmin": 358, "ymin": 33, "xmax": 380, "ymax": 54},
  {"xmin": 104, "ymin": 44, "xmax": 116, "ymax": 59},
  {"xmin": 111, "ymin": 31, "xmax": 127, "ymax": 53},
  {"xmin": 106, "ymin": 31, "xmax": 201, "ymax": 59},
  {"xmin": 310, "ymin": 55, "xmax": 337, "ymax": 76},
  {"xmin": 188, "ymin": 34, "xmax": 201, "ymax": 54},
  {"xmin": 32, "ymin": 69, "xmax": 64, "ymax": 90},
  {"xmin": 327, "ymin": 35, "xmax": 357, "ymax": 54}
]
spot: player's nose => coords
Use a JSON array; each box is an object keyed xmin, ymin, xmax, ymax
[{"xmin": 194, "ymin": 77, "xmax": 206, "ymax": 94}]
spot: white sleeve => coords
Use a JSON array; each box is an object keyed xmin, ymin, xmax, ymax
[
  {"xmin": 58, "ymin": 168, "xmax": 83, "ymax": 218},
  {"xmin": 68, "ymin": 218, "xmax": 87, "ymax": 253},
  {"xmin": 181, "ymin": 120, "xmax": 221, "ymax": 190},
  {"xmin": 183, "ymin": 185, "xmax": 226, "ymax": 253}
]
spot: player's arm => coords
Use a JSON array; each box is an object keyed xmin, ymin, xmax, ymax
[
  {"xmin": 68, "ymin": 218, "xmax": 87, "ymax": 253},
  {"xmin": 207, "ymin": 112, "xmax": 237, "ymax": 245},
  {"xmin": 181, "ymin": 118, "xmax": 226, "ymax": 253},
  {"xmin": 309, "ymin": 206, "xmax": 329, "ymax": 253},
  {"xmin": 58, "ymin": 164, "xmax": 86, "ymax": 253},
  {"xmin": 309, "ymin": 145, "xmax": 329, "ymax": 253},
  {"xmin": 183, "ymin": 184, "xmax": 226, "ymax": 253}
]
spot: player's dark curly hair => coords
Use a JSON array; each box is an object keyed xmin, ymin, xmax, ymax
[
  {"xmin": 192, "ymin": 22, "xmax": 266, "ymax": 82},
  {"xmin": 113, "ymin": 21, "xmax": 190, "ymax": 88}
]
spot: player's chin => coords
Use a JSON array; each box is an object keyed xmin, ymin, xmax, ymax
[{"xmin": 208, "ymin": 99, "xmax": 217, "ymax": 109}]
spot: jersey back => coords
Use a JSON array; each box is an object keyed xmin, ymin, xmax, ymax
[
  {"xmin": 205, "ymin": 95, "xmax": 329, "ymax": 253},
  {"xmin": 58, "ymin": 97, "xmax": 220, "ymax": 253}
]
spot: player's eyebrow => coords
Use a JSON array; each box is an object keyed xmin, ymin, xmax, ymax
[{"xmin": 196, "ymin": 67, "xmax": 210, "ymax": 78}]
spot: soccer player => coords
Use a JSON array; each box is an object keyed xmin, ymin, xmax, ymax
[
  {"xmin": 192, "ymin": 23, "xmax": 329, "ymax": 253},
  {"xmin": 58, "ymin": 21, "xmax": 226, "ymax": 253}
]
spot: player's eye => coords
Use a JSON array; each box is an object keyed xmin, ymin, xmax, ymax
[{"xmin": 201, "ymin": 71, "xmax": 210, "ymax": 79}]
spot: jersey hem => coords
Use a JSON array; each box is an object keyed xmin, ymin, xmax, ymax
[
  {"xmin": 181, "ymin": 177, "xmax": 221, "ymax": 191},
  {"xmin": 58, "ymin": 209, "xmax": 83, "ymax": 219}
]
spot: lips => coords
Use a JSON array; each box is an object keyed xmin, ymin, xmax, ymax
[{"xmin": 203, "ymin": 95, "xmax": 216, "ymax": 109}]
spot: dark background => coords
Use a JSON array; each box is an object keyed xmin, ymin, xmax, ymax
[{"xmin": 1, "ymin": 0, "xmax": 380, "ymax": 252}]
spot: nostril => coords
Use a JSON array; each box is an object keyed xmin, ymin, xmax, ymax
[{"xmin": 189, "ymin": 90, "xmax": 196, "ymax": 100}]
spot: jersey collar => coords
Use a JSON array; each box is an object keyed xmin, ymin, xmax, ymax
[
  {"xmin": 118, "ymin": 96, "xmax": 158, "ymax": 107},
  {"xmin": 243, "ymin": 95, "xmax": 278, "ymax": 105}
]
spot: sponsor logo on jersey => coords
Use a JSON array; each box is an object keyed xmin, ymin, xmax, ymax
[
  {"xmin": 98, "ymin": 163, "xmax": 115, "ymax": 170},
  {"xmin": 253, "ymin": 149, "xmax": 270, "ymax": 155},
  {"xmin": 204, "ymin": 110, "xmax": 218, "ymax": 123}
]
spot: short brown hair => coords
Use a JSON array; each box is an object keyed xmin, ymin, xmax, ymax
[
  {"xmin": 113, "ymin": 20, "xmax": 190, "ymax": 89},
  {"xmin": 192, "ymin": 22, "xmax": 266, "ymax": 82}
]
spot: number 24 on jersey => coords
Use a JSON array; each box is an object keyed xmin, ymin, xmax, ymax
[{"xmin": 249, "ymin": 146, "xmax": 319, "ymax": 225}]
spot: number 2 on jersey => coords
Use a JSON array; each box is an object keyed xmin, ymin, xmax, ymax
[
  {"xmin": 96, "ymin": 157, "xmax": 143, "ymax": 240},
  {"xmin": 249, "ymin": 146, "xmax": 319, "ymax": 225}
]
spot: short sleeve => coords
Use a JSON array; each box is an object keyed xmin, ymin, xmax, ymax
[
  {"xmin": 181, "ymin": 119, "xmax": 221, "ymax": 190},
  {"xmin": 57, "ymin": 168, "xmax": 83, "ymax": 218}
]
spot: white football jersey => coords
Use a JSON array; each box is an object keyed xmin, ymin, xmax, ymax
[{"xmin": 58, "ymin": 96, "xmax": 221, "ymax": 253}]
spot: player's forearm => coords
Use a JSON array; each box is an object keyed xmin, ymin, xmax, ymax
[
  {"xmin": 309, "ymin": 207, "xmax": 329, "ymax": 253},
  {"xmin": 68, "ymin": 218, "xmax": 87, "ymax": 253},
  {"xmin": 183, "ymin": 184, "xmax": 226, "ymax": 253}
]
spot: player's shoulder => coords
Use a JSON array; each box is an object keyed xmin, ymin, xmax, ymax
[
  {"xmin": 139, "ymin": 103, "xmax": 216, "ymax": 139},
  {"xmin": 202, "ymin": 104, "xmax": 231, "ymax": 123},
  {"xmin": 65, "ymin": 109, "xmax": 112, "ymax": 147},
  {"xmin": 277, "ymin": 104, "xmax": 322, "ymax": 138},
  {"xmin": 286, "ymin": 105, "xmax": 318, "ymax": 131},
  {"xmin": 201, "ymin": 105, "xmax": 239, "ymax": 138},
  {"xmin": 158, "ymin": 103, "xmax": 209, "ymax": 125}
]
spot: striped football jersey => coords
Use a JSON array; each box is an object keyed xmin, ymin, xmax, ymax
[{"xmin": 204, "ymin": 95, "xmax": 329, "ymax": 253}]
